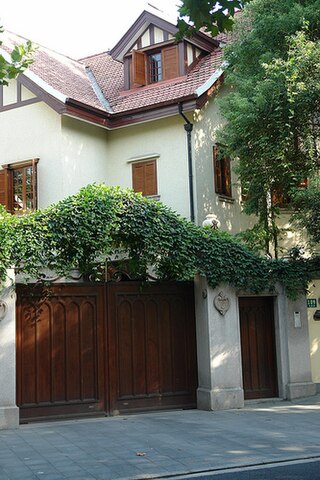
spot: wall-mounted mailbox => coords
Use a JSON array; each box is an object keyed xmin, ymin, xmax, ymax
[
  {"xmin": 294, "ymin": 311, "xmax": 302, "ymax": 328},
  {"xmin": 313, "ymin": 310, "xmax": 320, "ymax": 321}
]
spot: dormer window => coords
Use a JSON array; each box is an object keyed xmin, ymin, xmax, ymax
[
  {"xmin": 110, "ymin": 11, "xmax": 218, "ymax": 92},
  {"xmin": 131, "ymin": 45, "xmax": 179, "ymax": 87}
]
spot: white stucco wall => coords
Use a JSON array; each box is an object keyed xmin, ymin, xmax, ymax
[
  {"xmin": 60, "ymin": 116, "xmax": 109, "ymax": 201},
  {"xmin": 0, "ymin": 81, "xmax": 110, "ymax": 208},
  {"xmin": 307, "ymin": 280, "xmax": 320, "ymax": 386},
  {"xmin": 106, "ymin": 116, "xmax": 190, "ymax": 219},
  {"xmin": 192, "ymin": 88, "xmax": 253, "ymax": 232}
]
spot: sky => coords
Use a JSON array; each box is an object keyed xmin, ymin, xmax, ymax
[{"xmin": 0, "ymin": 0, "xmax": 181, "ymax": 59}]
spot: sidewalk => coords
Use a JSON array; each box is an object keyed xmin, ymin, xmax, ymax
[{"xmin": 0, "ymin": 395, "xmax": 320, "ymax": 480}]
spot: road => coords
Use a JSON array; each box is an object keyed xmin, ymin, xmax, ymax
[{"xmin": 167, "ymin": 459, "xmax": 320, "ymax": 480}]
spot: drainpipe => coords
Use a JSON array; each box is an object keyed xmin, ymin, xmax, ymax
[{"xmin": 178, "ymin": 103, "xmax": 195, "ymax": 223}]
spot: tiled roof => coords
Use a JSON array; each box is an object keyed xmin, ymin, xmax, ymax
[
  {"xmin": 2, "ymin": 31, "xmax": 106, "ymax": 111},
  {"xmin": 1, "ymin": 30, "xmax": 225, "ymax": 117},
  {"xmin": 83, "ymin": 49, "xmax": 224, "ymax": 114}
]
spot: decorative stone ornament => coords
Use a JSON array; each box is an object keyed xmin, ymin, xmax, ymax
[
  {"xmin": 0, "ymin": 300, "xmax": 8, "ymax": 321},
  {"xmin": 214, "ymin": 291, "xmax": 230, "ymax": 316},
  {"xmin": 202, "ymin": 214, "xmax": 221, "ymax": 230}
]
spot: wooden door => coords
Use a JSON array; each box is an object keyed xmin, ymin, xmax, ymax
[
  {"xmin": 239, "ymin": 296, "xmax": 278, "ymax": 400},
  {"xmin": 16, "ymin": 284, "xmax": 106, "ymax": 420},
  {"xmin": 107, "ymin": 282, "xmax": 197, "ymax": 414}
]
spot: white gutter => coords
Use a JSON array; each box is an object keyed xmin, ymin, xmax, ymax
[
  {"xmin": 0, "ymin": 48, "xmax": 68, "ymax": 104},
  {"xmin": 22, "ymin": 70, "xmax": 69, "ymax": 104},
  {"xmin": 195, "ymin": 61, "xmax": 227, "ymax": 98}
]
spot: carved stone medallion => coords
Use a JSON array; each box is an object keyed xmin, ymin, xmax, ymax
[
  {"xmin": 214, "ymin": 291, "xmax": 230, "ymax": 316},
  {"xmin": 0, "ymin": 300, "xmax": 8, "ymax": 321}
]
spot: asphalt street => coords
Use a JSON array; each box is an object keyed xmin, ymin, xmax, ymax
[{"xmin": 167, "ymin": 459, "xmax": 320, "ymax": 480}]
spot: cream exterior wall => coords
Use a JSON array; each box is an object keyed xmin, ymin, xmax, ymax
[
  {"xmin": 192, "ymin": 88, "xmax": 254, "ymax": 232},
  {"xmin": 106, "ymin": 116, "xmax": 190, "ymax": 219},
  {"xmin": 307, "ymin": 280, "xmax": 320, "ymax": 386},
  {"xmin": 0, "ymin": 81, "xmax": 110, "ymax": 208}
]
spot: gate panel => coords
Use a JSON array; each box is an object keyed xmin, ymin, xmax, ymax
[
  {"xmin": 239, "ymin": 296, "xmax": 278, "ymax": 400},
  {"xmin": 16, "ymin": 284, "xmax": 105, "ymax": 420},
  {"xmin": 107, "ymin": 282, "xmax": 197, "ymax": 414}
]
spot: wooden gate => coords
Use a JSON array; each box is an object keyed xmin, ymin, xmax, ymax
[
  {"xmin": 239, "ymin": 296, "xmax": 278, "ymax": 400},
  {"xmin": 107, "ymin": 282, "xmax": 197, "ymax": 414},
  {"xmin": 16, "ymin": 284, "xmax": 106, "ymax": 420},
  {"xmin": 16, "ymin": 281, "xmax": 197, "ymax": 420}
]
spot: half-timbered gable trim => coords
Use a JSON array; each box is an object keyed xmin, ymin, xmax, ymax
[{"xmin": 0, "ymin": 81, "xmax": 41, "ymax": 112}]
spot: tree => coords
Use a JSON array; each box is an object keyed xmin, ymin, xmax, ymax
[
  {"xmin": 214, "ymin": 0, "xmax": 320, "ymax": 257},
  {"xmin": 177, "ymin": 0, "xmax": 249, "ymax": 38},
  {"xmin": 0, "ymin": 27, "xmax": 33, "ymax": 85}
]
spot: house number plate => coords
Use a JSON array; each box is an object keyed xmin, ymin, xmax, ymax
[{"xmin": 307, "ymin": 299, "xmax": 317, "ymax": 308}]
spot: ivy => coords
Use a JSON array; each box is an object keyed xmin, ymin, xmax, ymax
[{"xmin": 0, "ymin": 184, "xmax": 314, "ymax": 298}]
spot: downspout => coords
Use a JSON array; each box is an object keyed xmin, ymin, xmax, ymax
[{"xmin": 178, "ymin": 103, "xmax": 195, "ymax": 223}]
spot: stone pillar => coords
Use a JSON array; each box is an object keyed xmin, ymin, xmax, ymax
[
  {"xmin": 0, "ymin": 270, "xmax": 19, "ymax": 429},
  {"xmin": 276, "ymin": 287, "xmax": 316, "ymax": 400},
  {"xmin": 194, "ymin": 276, "xmax": 244, "ymax": 410}
]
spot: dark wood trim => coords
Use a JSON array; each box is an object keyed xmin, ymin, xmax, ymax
[
  {"xmin": 124, "ymin": 38, "xmax": 177, "ymax": 58},
  {"xmin": 149, "ymin": 25, "xmax": 155, "ymax": 45},
  {"xmin": 17, "ymin": 82, "xmax": 22, "ymax": 102},
  {"xmin": 18, "ymin": 76, "xmax": 66, "ymax": 114},
  {"xmin": 178, "ymin": 42, "xmax": 185, "ymax": 77},
  {"xmin": 186, "ymin": 32, "xmax": 219, "ymax": 52},
  {"xmin": 64, "ymin": 105, "xmax": 110, "ymax": 128},
  {"xmin": 0, "ymin": 84, "xmax": 3, "ymax": 107},
  {"xmin": 110, "ymin": 11, "xmax": 179, "ymax": 60},
  {"xmin": 0, "ymin": 97, "xmax": 41, "ymax": 112}
]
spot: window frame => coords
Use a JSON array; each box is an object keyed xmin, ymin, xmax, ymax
[
  {"xmin": 0, "ymin": 158, "xmax": 39, "ymax": 213},
  {"xmin": 131, "ymin": 158, "xmax": 158, "ymax": 197},
  {"xmin": 131, "ymin": 44, "xmax": 179, "ymax": 87},
  {"xmin": 213, "ymin": 145, "xmax": 232, "ymax": 198}
]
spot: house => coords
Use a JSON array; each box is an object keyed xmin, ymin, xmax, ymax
[
  {"xmin": 0, "ymin": 9, "xmax": 252, "ymax": 233},
  {"xmin": 0, "ymin": 9, "xmax": 317, "ymax": 426}
]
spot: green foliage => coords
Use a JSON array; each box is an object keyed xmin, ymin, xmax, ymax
[
  {"xmin": 0, "ymin": 27, "xmax": 34, "ymax": 85},
  {"xmin": 176, "ymin": 0, "xmax": 249, "ymax": 39},
  {"xmin": 216, "ymin": 0, "xmax": 320, "ymax": 256},
  {"xmin": 292, "ymin": 178, "xmax": 320, "ymax": 246},
  {"xmin": 0, "ymin": 184, "xmax": 314, "ymax": 298}
]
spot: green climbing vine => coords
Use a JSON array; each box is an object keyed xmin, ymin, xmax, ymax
[{"xmin": 0, "ymin": 184, "xmax": 315, "ymax": 298}]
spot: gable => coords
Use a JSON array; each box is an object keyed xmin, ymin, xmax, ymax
[
  {"xmin": 0, "ymin": 79, "xmax": 40, "ymax": 112},
  {"xmin": 110, "ymin": 11, "xmax": 178, "ymax": 62}
]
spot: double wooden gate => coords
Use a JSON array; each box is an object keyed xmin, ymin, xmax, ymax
[{"xmin": 16, "ymin": 282, "xmax": 197, "ymax": 421}]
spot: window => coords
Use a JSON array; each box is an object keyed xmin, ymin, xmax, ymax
[
  {"xmin": 132, "ymin": 159, "xmax": 157, "ymax": 196},
  {"xmin": 272, "ymin": 178, "xmax": 308, "ymax": 208},
  {"xmin": 0, "ymin": 158, "xmax": 38, "ymax": 213},
  {"xmin": 149, "ymin": 52, "xmax": 162, "ymax": 83},
  {"xmin": 132, "ymin": 45, "xmax": 179, "ymax": 87},
  {"xmin": 213, "ymin": 145, "xmax": 232, "ymax": 198}
]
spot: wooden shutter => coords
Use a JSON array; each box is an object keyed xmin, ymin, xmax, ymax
[
  {"xmin": 213, "ymin": 146, "xmax": 232, "ymax": 197},
  {"xmin": 162, "ymin": 46, "xmax": 179, "ymax": 81},
  {"xmin": 132, "ymin": 50, "xmax": 146, "ymax": 86},
  {"xmin": 144, "ymin": 160, "xmax": 157, "ymax": 196},
  {"xmin": 132, "ymin": 160, "xmax": 157, "ymax": 196},
  {"xmin": 0, "ymin": 169, "xmax": 9, "ymax": 209},
  {"xmin": 223, "ymin": 157, "xmax": 232, "ymax": 197},
  {"xmin": 213, "ymin": 145, "xmax": 223, "ymax": 195},
  {"xmin": 132, "ymin": 163, "xmax": 145, "ymax": 194}
]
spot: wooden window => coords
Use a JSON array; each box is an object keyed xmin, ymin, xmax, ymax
[
  {"xmin": 132, "ymin": 45, "xmax": 179, "ymax": 87},
  {"xmin": 0, "ymin": 159, "xmax": 38, "ymax": 213},
  {"xmin": 272, "ymin": 178, "xmax": 308, "ymax": 208},
  {"xmin": 213, "ymin": 145, "xmax": 232, "ymax": 197},
  {"xmin": 132, "ymin": 160, "xmax": 157, "ymax": 196}
]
